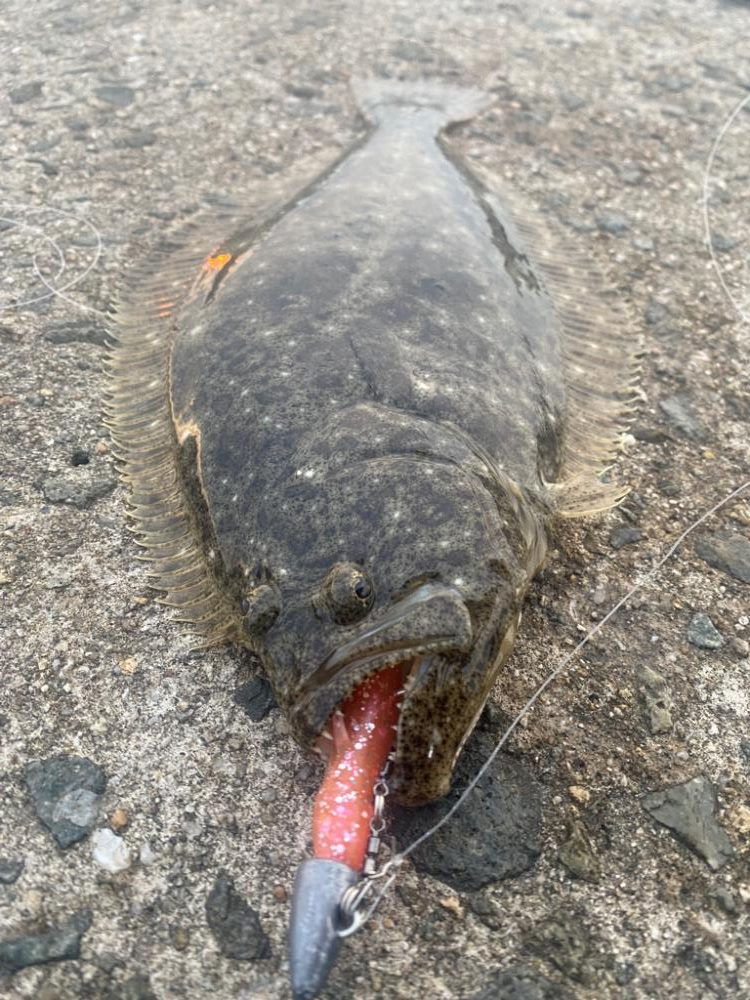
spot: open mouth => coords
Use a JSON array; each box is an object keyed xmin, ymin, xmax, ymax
[
  {"xmin": 289, "ymin": 582, "xmax": 473, "ymax": 877},
  {"xmin": 292, "ymin": 581, "xmax": 474, "ymax": 754}
]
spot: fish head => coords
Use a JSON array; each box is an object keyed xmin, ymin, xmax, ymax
[{"xmin": 245, "ymin": 437, "xmax": 547, "ymax": 806}]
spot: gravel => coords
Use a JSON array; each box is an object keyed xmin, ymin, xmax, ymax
[
  {"xmin": 91, "ymin": 828, "xmax": 132, "ymax": 873},
  {"xmin": 41, "ymin": 473, "xmax": 117, "ymax": 509},
  {"xmin": 0, "ymin": 910, "xmax": 92, "ymax": 975},
  {"xmin": 0, "ymin": 859, "xmax": 25, "ymax": 885},
  {"xmin": 686, "ymin": 612, "xmax": 725, "ymax": 649},
  {"xmin": 658, "ymin": 395, "xmax": 708, "ymax": 440},
  {"xmin": 205, "ymin": 875, "xmax": 271, "ymax": 962},
  {"xmin": 641, "ymin": 776, "xmax": 736, "ymax": 871},
  {"xmin": 695, "ymin": 530, "xmax": 750, "ymax": 584},
  {"xmin": 233, "ymin": 676, "xmax": 278, "ymax": 722},
  {"xmin": 23, "ymin": 756, "xmax": 107, "ymax": 849}
]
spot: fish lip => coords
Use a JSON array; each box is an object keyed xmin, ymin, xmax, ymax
[{"xmin": 292, "ymin": 582, "xmax": 473, "ymax": 741}]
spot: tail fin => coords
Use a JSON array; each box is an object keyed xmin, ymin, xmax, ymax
[{"xmin": 352, "ymin": 77, "xmax": 491, "ymax": 128}]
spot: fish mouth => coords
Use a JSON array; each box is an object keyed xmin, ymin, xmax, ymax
[{"xmin": 292, "ymin": 582, "xmax": 473, "ymax": 747}]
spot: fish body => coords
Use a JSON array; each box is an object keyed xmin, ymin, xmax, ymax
[{"xmin": 108, "ymin": 79, "xmax": 632, "ymax": 807}]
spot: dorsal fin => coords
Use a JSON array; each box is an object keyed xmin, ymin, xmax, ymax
[
  {"xmin": 457, "ymin": 159, "xmax": 640, "ymax": 517},
  {"xmin": 105, "ymin": 151, "xmax": 344, "ymax": 647}
]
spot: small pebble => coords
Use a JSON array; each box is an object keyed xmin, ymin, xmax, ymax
[
  {"xmin": 24, "ymin": 755, "xmax": 106, "ymax": 849},
  {"xmin": 711, "ymin": 232, "xmax": 738, "ymax": 253},
  {"xmin": 568, "ymin": 785, "xmax": 591, "ymax": 805},
  {"xmin": 95, "ymin": 84, "xmax": 136, "ymax": 108},
  {"xmin": 205, "ymin": 875, "xmax": 270, "ymax": 960},
  {"xmin": 109, "ymin": 808, "xmax": 130, "ymax": 833},
  {"xmin": 9, "ymin": 80, "xmax": 43, "ymax": 104},
  {"xmin": 695, "ymin": 531, "xmax": 750, "ymax": 585},
  {"xmin": 0, "ymin": 858, "xmax": 25, "ymax": 884},
  {"xmin": 687, "ymin": 613, "xmax": 724, "ymax": 650},
  {"xmin": 439, "ymin": 895, "xmax": 464, "ymax": 918},
  {"xmin": 659, "ymin": 395, "xmax": 707, "ymax": 440},
  {"xmin": 610, "ymin": 526, "xmax": 643, "ymax": 550},
  {"xmin": 139, "ymin": 843, "xmax": 158, "ymax": 866},
  {"xmin": 0, "ymin": 911, "xmax": 91, "ymax": 974},
  {"xmin": 92, "ymin": 828, "xmax": 132, "ymax": 873},
  {"xmin": 642, "ymin": 776, "xmax": 735, "ymax": 871},
  {"xmin": 596, "ymin": 212, "xmax": 631, "ymax": 235}
]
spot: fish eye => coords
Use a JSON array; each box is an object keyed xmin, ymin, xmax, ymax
[{"xmin": 324, "ymin": 562, "xmax": 375, "ymax": 625}]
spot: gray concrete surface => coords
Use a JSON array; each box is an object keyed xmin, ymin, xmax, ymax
[{"xmin": 1, "ymin": 1, "xmax": 749, "ymax": 997}]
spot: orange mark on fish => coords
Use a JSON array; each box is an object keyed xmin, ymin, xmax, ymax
[{"xmin": 203, "ymin": 251, "xmax": 232, "ymax": 272}]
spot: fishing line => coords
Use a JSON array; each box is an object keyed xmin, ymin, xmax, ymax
[
  {"xmin": 0, "ymin": 205, "xmax": 105, "ymax": 314},
  {"xmin": 344, "ymin": 89, "xmax": 750, "ymax": 933},
  {"xmin": 340, "ymin": 478, "xmax": 750, "ymax": 934},
  {"xmin": 702, "ymin": 91, "xmax": 750, "ymax": 329}
]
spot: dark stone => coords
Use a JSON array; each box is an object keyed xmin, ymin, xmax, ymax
[
  {"xmin": 9, "ymin": 81, "xmax": 43, "ymax": 104},
  {"xmin": 695, "ymin": 531, "xmax": 750, "ymax": 584},
  {"xmin": 0, "ymin": 858, "xmax": 24, "ymax": 884},
  {"xmin": 467, "ymin": 892, "xmax": 504, "ymax": 931},
  {"xmin": 526, "ymin": 911, "xmax": 606, "ymax": 986},
  {"xmin": 115, "ymin": 129, "xmax": 157, "ymax": 149},
  {"xmin": 632, "ymin": 424, "xmax": 672, "ymax": 444},
  {"xmin": 42, "ymin": 474, "xmax": 116, "ymax": 509},
  {"xmin": 641, "ymin": 775, "xmax": 735, "ymax": 870},
  {"xmin": 645, "ymin": 300, "xmax": 670, "ymax": 325},
  {"xmin": 657, "ymin": 478, "xmax": 680, "ymax": 497},
  {"xmin": 71, "ymin": 449, "xmax": 90, "ymax": 467},
  {"xmin": 559, "ymin": 91, "xmax": 586, "ymax": 112},
  {"xmin": 658, "ymin": 395, "xmax": 707, "ymax": 440},
  {"xmin": 710, "ymin": 232, "xmax": 738, "ymax": 253},
  {"xmin": 0, "ymin": 909, "xmax": 92, "ymax": 974},
  {"xmin": 676, "ymin": 943, "xmax": 723, "ymax": 991},
  {"xmin": 595, "ymin": 212, "xmax": 630, "ymax": 235},
  {"xmin": 609, "ymin": 526, "xmax": 643, "ymax": 550},
  {"xmin": 392, "ymin": 733, "xmax": 543, "ymax": 892},
  {"xmin": 686, "ymin": 613, "xmax": 724, "ymax": 650},
  {"xmin": 24, "ymin": 755, "xmax": 106, "ymax": 848},
  {"xmin": 711, "ymin": 888, "xmax": 739, "ymax": 916},
  {"xmin": 26, "ymin": 158, "xmax": 60, "ymax": 177},
  {"xmin": 740, "ymin": 740, "xmax": 750, "ymax": 767},
  {"xmin": 233, "ymin": 676, "xmax": 277, "ymax": 722},
  {"xmin": 614, "ymin": 963, "xmax": 637, "ymax": 986},
  {"xmin": 285, "ymin": 83, "xmax": 320, "ymax": 100},
  {"xmin": 620, "ymin": 167, "xmax": 644, "ymax": 186},
  {"xmin": 95, "ymin": 85, "xmax": 135, "ymax": 107},
  {"xmin": 205, "ymin": 875, "xmax": 270, "ymax": 961},
  {"xmin": 111, "ymin": 973, "xmax": 157, "ymax": 999},
  {"xmin": 45, "ymin": 320, "xmax": 109, "ymax": 346},
  {"xmin": 469, "ymin": 965, "xmax": 569, "ymax": 999}
]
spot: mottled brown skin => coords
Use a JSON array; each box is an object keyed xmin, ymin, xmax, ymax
[{"xmin": 167, "ymin": 89, "xmax": 563, "ymax": 804}]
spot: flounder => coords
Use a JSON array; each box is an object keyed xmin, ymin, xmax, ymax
[{"xmin": 107, "ymin": 79, "xmax": 635, "ymax": 999}]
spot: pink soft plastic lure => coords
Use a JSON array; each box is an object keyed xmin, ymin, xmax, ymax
[{"xmin": 312, "ymin": 664, "xmax": 404, "ymax": 869}]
